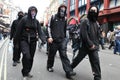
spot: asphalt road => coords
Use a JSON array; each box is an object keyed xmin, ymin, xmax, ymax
[{"xmin": 0, "ymin": 40, "xmax": 120, "ymax": 80}]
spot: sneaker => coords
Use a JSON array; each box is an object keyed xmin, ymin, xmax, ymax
[
  {"xmin": 47, "ymin": 67, "xmax": 54, "ymax": 72},
  {"xmin": 22, "ymin": 77, "xmax": 28, "ymax": 80},
  {"xmin": 12, "ymin": 61, "xmax": 17, "ymax": 66},
  {"xmin": 27, "ymin": 73, "xmax": 33, "ymax": 78}
]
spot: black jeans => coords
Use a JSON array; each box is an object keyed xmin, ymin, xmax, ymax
[
  {"xmin": 47, "ymin": 38, "xmax": 73, "ymax": 73},
  {"xmin": 13, "ymin": 39, "xmax": 21, "ymax": 62},
  {"xmin": 71, "ymin": 47, "xmax": 101, "ymax": 80},
  {"xmin": 20, "ymin": 40, "xmax": 36, "ymax": 76}
]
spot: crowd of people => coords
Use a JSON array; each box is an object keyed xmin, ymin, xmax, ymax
[{"xmin": 9, "ymin": 3, "xmax": 120, "ymax": 80}]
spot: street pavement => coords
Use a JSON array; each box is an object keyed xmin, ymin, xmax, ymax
[{"xmin": 0, "ymin": 40, "xmax": 120, "ymax": 80}]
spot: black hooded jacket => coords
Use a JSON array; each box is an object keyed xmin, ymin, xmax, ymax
[
  {"xmin": 47, "ymin": 4, "xmax": 67, "ymax": 42},
  {"xmin": 10, "ymin": 11, "xmax": 23, "ymax": 40},
  {"xmin": 79, "ymin": 6, "xmax": 100, "ymax": 50},
  {"xmin": 14, "ymin": 6, "xmax": 46, "ymax": 43}
]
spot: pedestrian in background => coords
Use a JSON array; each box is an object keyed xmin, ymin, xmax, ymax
[
  {"xmin": 114, "ymin": 25, "xmax": 120, "ymax": 55},
  {"xmin": 10, "ymin": 11, "xmax": 24, "ymax": 66},
  {"xmin": 71, "ymin": 6, "xmax": 102, "ymax": 80}
]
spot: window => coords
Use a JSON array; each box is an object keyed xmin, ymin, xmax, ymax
[
  {"xmin": 99, "ymin": 4, "xmax": 104, "ymax": 10},
  {"xmin": 79, "ymin": 0, "xmax": 82, "ymax": 7},
  {"xmin": 81, "ymin": 0, "xmax": 85, "ymax": 5},
  {"xmin": 109, "ymin": 0, "xmax": 116, "ymax": 8},
  {"xmin": 116, "ymin": 0, "xmax": 120, "ymax": 6},
  {"xmin": 70, "ymin": 0, "xmax": 75, "ymax": 11}
]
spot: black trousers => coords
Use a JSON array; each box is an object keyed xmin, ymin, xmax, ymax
[
  {"xmin": 71, "ymin": 47, "xmax": 101, "ymax": 80},
  {"xmin": 13, "ymin": 39, "xmax": 21, "ymax": 62},
  {"xmin": 47, "ymin": 38, "xmax": 73, "ymax": 73},
  {"xmin": 20, "ymin": 40, "xmax": 36, "ymax": 76}
]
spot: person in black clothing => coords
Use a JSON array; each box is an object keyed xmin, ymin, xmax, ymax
[
  {"xmin": 71, "ymin": 6, "xmax": 101, "ymax": 80},
  {"xmin": 46, "ymin": 4, "xmax": 76, "ymax": 79},
  {"xmin": 10, "ymin": 11, "xmax": 24, "ymax": 66},
  {"xmin": 14, "ymin": 6, "xmax": 46, "ymax": 80}
]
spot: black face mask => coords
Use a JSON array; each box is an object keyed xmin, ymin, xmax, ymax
[
  {"xmin": 88, "ymin": 10, "xmax": 98, "ymax": 22},
  {"xmin": 18, "ymin": 15, "xmax": 23, "ymax": 20},
  {"xmin": 59, "ymin": 8, "xmax": 66, "ymax": 18}
]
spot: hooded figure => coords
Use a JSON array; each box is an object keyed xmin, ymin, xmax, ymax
[
  {"xmin": 46, "ymin": 4, "xmax": 76, "ymax": 79},
  {"xmin": 14, "ymin": 6, "xmax": 46, "ymax": 80},
  {"xmin": 18, "ymin": 11, "xmax": 24, "ymax": 20},
  {"xmin": 10, "ymin": 11, "xmax": 24, "ymax": 66},
  {"xmin": 71, "ymin": 6, "xmax": 101, "ymax": 80},
  {"xmin": 87, "ymin": 5, "xmax": 99, "ymax": 22},
  {"xmin": 57, "ymin": 4, "xmax": 67, "ymax": 18}
]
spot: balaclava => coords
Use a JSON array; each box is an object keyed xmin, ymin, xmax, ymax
[
  {"xmin": 87, "ymin": 6, "xmax": 99, "ymax": 22},
  {"xmin": 18, "ymin": 11, "xmax": 24, "ymax": 20},
  {"xmin": 58, "ymin": 4, "xmax": 67, "ymax": 18}
]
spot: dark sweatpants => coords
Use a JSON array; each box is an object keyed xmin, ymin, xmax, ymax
[
  {"xmin": 71, "ymin": 47, "xmax": 101, "ymax": 80},
  {"xmin": 47, "ymin": 38, "xmax": 73, "ymax": 73},
  {"xmin": 20, "ymin": 40, "xmax": 36, "ymax": 76},
  {"xmin": 13, "ymin": 39, "xmax": 21, "ymax": 62}
]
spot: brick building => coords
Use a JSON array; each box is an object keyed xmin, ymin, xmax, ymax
[{"xmin": 66, "ymin": 0, "xmax": 120, "ymax": 32}]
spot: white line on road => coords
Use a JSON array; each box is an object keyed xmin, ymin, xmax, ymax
[
  {"xmin": 4, "ymin": 43, "xmax": 8, "ymax": 80},
  {"xmin": 0, "ymin": 44, "xmax": 6, "ymax": 80},
  {"xmin": 0, "ymin": 41, "xmax": 8, "ymax": 80}
]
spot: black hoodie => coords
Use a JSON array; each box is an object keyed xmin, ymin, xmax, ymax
[
  {"xmin": 14, "ymin": 6, "xmax": 46, "ymax": 43},
  {"xmin": 47, "ymin": 4, "xmax": 67, "ymax": 42},
  {"xmin": 80, "ymin": 6, "xmax": 100, "ymax": 49},
  {"xmin": 10, "ymin": 11, "xmax": 24, "ymax": 40}
]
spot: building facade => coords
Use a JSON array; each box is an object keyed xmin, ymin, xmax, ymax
[
  {"xmin": 43, "ymin": 0, "xmax": 66, "ymax": 25},
  {"xmin": 67, "ymin": 0, "xmax": 120, "ymax": 31}
]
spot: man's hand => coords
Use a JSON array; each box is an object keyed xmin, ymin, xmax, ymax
[
  {"xmin": 90, "ymin": 45, "xmax": 95, "ymax": 50},
  {"xmin": 48, "ymin": 38, "xmax": 53, "ymax": 43}
]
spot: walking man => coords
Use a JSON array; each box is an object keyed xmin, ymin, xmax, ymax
[
  {"xmin": 46, "ymin": 4, "xmax": 76, "ymax": 79},
  {"xmin": 71, "ymin": 6, "xmax": 101, "ymax": 80},
  {"xmin": 14, "ymin": 6, "xmax": 46, "ymax": 80},
  {"xmin": 10, "ymin": 11, "xmax": 24, "ymax": 66}
]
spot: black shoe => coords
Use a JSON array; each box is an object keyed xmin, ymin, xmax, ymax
[
  {"xmin": 66, "ymin": 74, "xmax": 73, "ymax": 79},
  {"xmin": 27, "ymin": 73, "xmax": 33, "ymax": 78},
  {"xmin": 69, "ymin": 71, "xmax": 76, "ymax": 76},
  {"xmin": 66, "ymin": 71, "xmax": 76, "ymax": 79},
  {"xmin": 47, "ymin": 67, "xmax": 54, "ymax": 72},
  {"xmin": 13, "ymin": 61, "xmax": 17, "ymax": 66}
]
